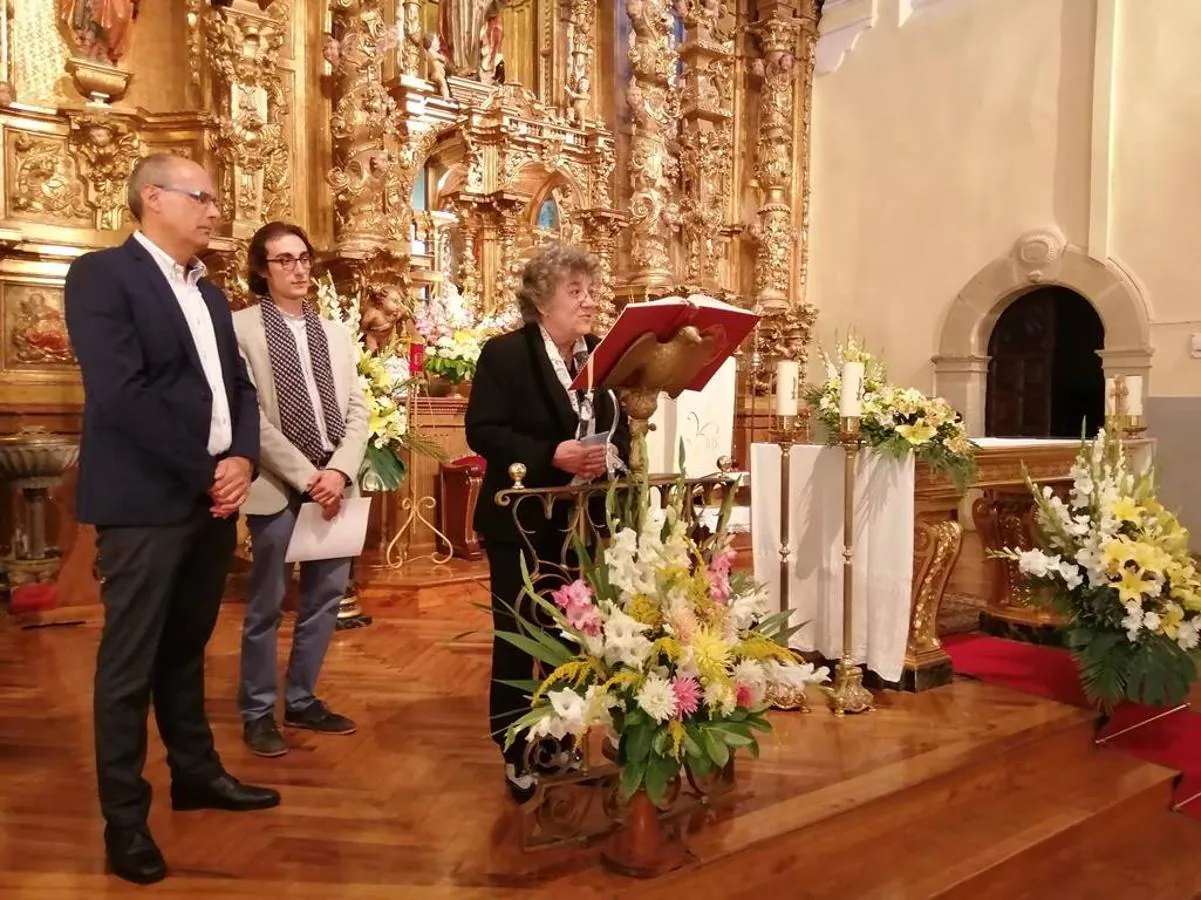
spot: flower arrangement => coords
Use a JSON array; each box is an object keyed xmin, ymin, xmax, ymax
[
  {"xmin": 315, "ymin": 273, "xmax": 444, "ymax": 490},
  {"xmin": 803, "ymin": 336, "xmax": 976, "ymax": 490},
  {"xmin": 414, "ymin": 283, "xmax": 482, "ymax": 384},
  {"xmin": 995, "ymin": 428, "xmax": 1201, "ymax": 709},
  {"xmin": 499, "ymin": 474, "xmax": 828, "ymax": 806}
]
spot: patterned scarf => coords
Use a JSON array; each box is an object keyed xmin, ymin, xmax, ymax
[{"xmin": 260, "ymin": 298, "xmax": 345, "ymax": 465}]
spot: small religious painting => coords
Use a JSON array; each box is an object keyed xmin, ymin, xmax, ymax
[
  {"xmin": 60, "ymin": 0, "xmax": 141, "ymax": 66},
  {"xmin": 8, "ymin": 289, "xmax": 76, "ymax": 367}
]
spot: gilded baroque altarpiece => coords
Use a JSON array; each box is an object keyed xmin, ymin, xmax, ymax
[{"xmin": 0, "ymin": 0, "xmax": 821, "ymax": 418}]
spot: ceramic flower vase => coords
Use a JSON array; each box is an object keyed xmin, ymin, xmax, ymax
[{"xmin": 600, "ymin": 788, "xmax": 691, "ymax": 878}]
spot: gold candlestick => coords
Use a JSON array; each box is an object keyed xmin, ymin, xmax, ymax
[
  {"xmin": 1122, "ymin": 414, "xmax": 1147, "ymax": 437},
  {"xmin": 828, "ymin": 416, "xmax": 874, "ymax": 717},
  {"xmin": 768, "ymin": 412, "xmax": 809, "ymax": 713}
]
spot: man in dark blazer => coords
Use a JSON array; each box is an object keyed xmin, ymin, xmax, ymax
[{"xmin": 65, "ymin": 152, "xmax": 280, "ymax": 886}]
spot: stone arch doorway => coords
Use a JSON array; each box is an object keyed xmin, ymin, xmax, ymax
[
  {"xmin": 933, "ymin": 228, "xmax": 1153, "ymax": 435},
  {"xmin": 984, "ymin": 287, "xmax": 1105, "ymax": 438}
]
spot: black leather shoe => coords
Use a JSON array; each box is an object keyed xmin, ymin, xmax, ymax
[
  {"xmin": 170, "ymin": 773, "xmax": 281, "ymax": 812},
  {"xmin": 104, "ymin": 824, "xmax": 167, "ymax": 885}
]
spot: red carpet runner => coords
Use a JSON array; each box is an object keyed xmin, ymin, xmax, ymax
[{"xmin": 943, "ymin": 632, "xmax": 1201, "ymax": 818}]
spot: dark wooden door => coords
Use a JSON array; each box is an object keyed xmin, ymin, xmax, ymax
[{"xmin": 985, "ymin": 288, "xmax": 1104, "ymax": 438}]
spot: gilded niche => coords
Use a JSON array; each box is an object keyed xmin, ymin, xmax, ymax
[{"xmin": 8, "ymin": 288, "xmax": 75, "ymax": 368}]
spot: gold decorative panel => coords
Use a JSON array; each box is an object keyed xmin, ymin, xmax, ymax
[
  {"xmin": 0, "ymin": 273, "xmax": 82, "ymax": 409},
  {"xmin": 5, "ymin": 130, "xmax": 92, "ymax": 228},
  {"xmin": 5, "ymin": 283, "xmax": 74, "ymax": 369}
]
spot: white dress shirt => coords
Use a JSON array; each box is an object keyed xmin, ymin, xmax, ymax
[
  {"xmin": 281, "ymin": 309, "xmax": 334, "ymax": 452},
  {"xmin": 134, "ymin": 231, "xmax": 233, "ymax": 456}
]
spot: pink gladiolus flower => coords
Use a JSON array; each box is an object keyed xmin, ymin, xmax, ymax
[
  {"xmin": 551, "ymin": 580, "xmax": 602, "ymax": 636},
  {"xmin": 708, "ymin": 541, "xmax": 737, "ymax": 605},
  {"xmin": 735, "ymin": 682, "xmax": 755, "ymax": 708},
  {"xmin": 672, "ymin": 677, "xmax": 702, "ymax": 718}
]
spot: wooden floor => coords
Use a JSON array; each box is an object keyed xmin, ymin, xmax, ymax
[{"xmin": 4, "ymin": 561, "xmax": 1201, "ymax": 898}]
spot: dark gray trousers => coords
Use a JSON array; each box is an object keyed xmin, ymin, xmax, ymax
[
  {"xmin": 93, "ymin": 511, "xmax": 234, "ymax": 827},
  {"xmin": 238, "ymin": 501, "xmax": 350, "ymax": 723}
]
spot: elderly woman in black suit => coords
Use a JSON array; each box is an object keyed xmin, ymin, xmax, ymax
[{"xmin": 465, "ymin": 244, "xmax": 629, "ymax": 803}]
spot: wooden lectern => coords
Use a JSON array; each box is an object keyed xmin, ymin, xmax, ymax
[{"xmin": 570, "ymin": 295, "xmax": 759, "ymax": 475}]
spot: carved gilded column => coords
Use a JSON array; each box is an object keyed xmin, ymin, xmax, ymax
[
  {"xmin": 623, "ymin": 0, "xmax": 679, "ymax": 295},
  {"xmin": 454, "ymin": 200, "xmax": 483, "ymax": 313},
  {"xmin": 582, "ymin": 208, "xmax": 622, "ymax": 330},
  {"xmin": 398, "ymin": 0, "xmax": 423, "ymax": 78},
  {"xmin": 564, "ymin": 0, "xmax": 597, "ymax": 128},
  {"xmin": 327, "ymin": 0, "xmax": 396, "ymax": 254},
  {"xmin": 749, "ymin": 0, "xmax": 819, "ymax": 389},
  {"xmin": 495, "ymin": 200, "xmax": 522, "ymax": 313},
  {"xmin": 203, "ymin": 2, "xmax": 291, "ymax": 238},
  {"xmin": 677, "ymin": 1, "xmax": 734, "ymax": 292}
]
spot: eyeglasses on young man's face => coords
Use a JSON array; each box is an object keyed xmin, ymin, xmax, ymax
[{"xmin": 266, "ymin": 254, "xmax": 314, "ymax": 272}]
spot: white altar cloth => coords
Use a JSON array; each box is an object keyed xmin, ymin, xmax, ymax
[{"xmin": 750, "ymin": 444, "xmax": 915, "ymax": 683}]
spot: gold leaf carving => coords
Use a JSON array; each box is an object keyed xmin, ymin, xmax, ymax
[
  {"xmin": 8, "ymin": 134, "xmax": 91, "ymax": 225},
  {"xmin": 8, "ymin": 287, "xmax": 75, "ymax": 367},
  {"xmin": 66, "ymin": 113, "xmax": 146, "ymax": 231},
  {"xmin": 204, "ymin": 2, "xmax": 292, "ymax": 227}
]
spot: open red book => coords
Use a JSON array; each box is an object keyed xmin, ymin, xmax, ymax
[{"xmin": 570, "ymin": 294, "xmax": 759, "ymax": 395}]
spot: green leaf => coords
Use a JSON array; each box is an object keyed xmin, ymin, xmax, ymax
[
  {"xmin": 683, "ymin": 731, "xmax": 703, "ymax": 758},
  {"xmin": 644, "ymin": 753, "xmax": 679, "ymax": 807},
  {"xmin": 494, "ymin": 631, "xmax": 573, "ymax": 668},
  {"xmin": 360, "ymin": 444, "xmax": 407, "ymax": 491},
  {"xmin": 747, "ymin": 738, "xmax": 761, "ymax": 759},
  {"xmin": 652, "ymin": 728, "xmax": 670, "ymax": 757},
  {"xmin": 701, "ymin": 727, "xmax": 730, "ymax": 768},
  {"xmin": 492, "ymin": 678, "xmax": 542, "ymax": 693},
  {"xmin": 713, "ymin": 725, "xmax": 754, "ymax": 747},
  {"xmin": 688, "ymin": 751, "xmax": 713, "ymax": 777},
  {"xmin": 620, "ymin": 757, "xmax": 647, "ymax": 799},
  {"xmin": 625, "ymin": 723, "xmax": 655, "ymax": 764}
]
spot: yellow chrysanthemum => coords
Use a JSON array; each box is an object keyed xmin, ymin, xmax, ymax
[
  {"xmin": 650, "ymin": 636, "xmax": 681, "ymax": 663},
  {"xmin": 691, "ymin": 627, "xmax": 732, "ymax": 685},
  {"xmin": 626, "ymin": 593, "xmax": 663, "ymax": 627}
]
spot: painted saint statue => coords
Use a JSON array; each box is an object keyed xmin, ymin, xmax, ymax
[
  {"xmin": 440, "ymin": 0, "xmax": 505, "ymax": 81},
  {"xmin": 60, "ymin": 0, "xmax": 140, "ymax": 66}
]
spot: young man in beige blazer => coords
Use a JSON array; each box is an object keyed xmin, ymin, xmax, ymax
[{"xmin": 232, "ymin": 221, "xmax": 369, "ymax": 757}]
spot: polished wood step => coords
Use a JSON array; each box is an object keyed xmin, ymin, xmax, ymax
[{"xmin": 4, "ymin": 581, "xmax": 1201, "ymax": 897}]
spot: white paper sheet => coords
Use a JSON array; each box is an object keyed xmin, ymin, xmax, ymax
[{"xmin": 284, "ymin": 497, "xmax": 372, "ymax": 563}]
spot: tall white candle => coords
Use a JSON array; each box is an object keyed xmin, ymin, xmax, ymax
[
  {"xmin": 1104, "ymin": 377, "xmax": 1117, "ymax": 416},
  {"xmin": 775, "ymin": 360, "xmax": 799, "ymax": 417},
  {"xmin": 1126, "ymin": 375, "xmax": 1144, "ymax": 416},
  {"xmin": 840, "ymin": 361, "xmax": 865, "ymax": 418}
]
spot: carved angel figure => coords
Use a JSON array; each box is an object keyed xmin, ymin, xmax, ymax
[
  {"xmin": 424, "ymin": 34, "xmax": 451, "ymax": 99},
  {"xmin": 60, "ymin": 0, "xmax": 140, "ymax": 65},
  {"xmin": 360, "ymin": 287, "xmax": 410, "ymax": 354}
]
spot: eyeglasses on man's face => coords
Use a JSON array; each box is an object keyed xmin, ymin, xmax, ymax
[
  {"xmin": 266, "ymin": 253, "xmax": 314, "ymax": 272},
  {"xmin": 153, "ymin": 184, "xmax": 219, "ymax": 207}
]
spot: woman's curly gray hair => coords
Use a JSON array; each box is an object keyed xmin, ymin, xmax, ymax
[{"xmin": 515, "ymin": 244, "xmax": 599, "ymax": 324}]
